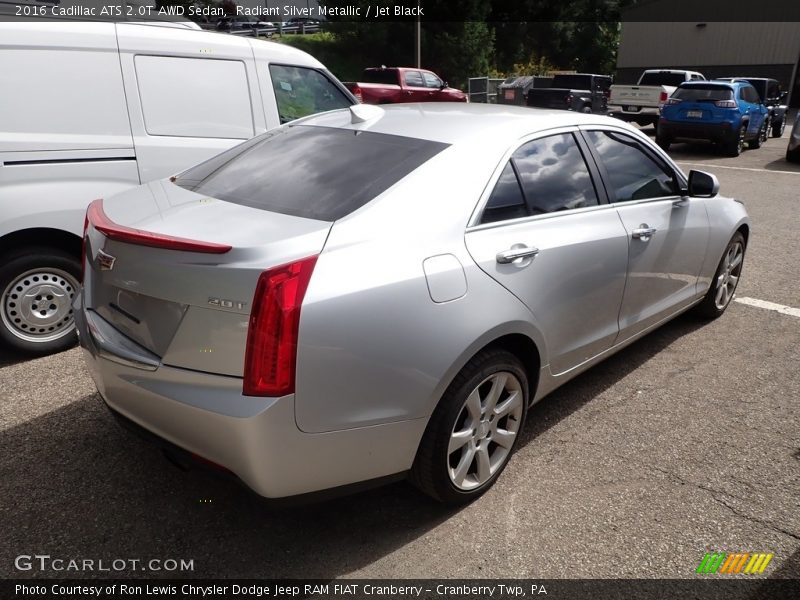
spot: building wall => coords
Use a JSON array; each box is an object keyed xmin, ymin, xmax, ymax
[{"xmin": 616, "ymin": 21, "xmax": 800, "ymax": 105}]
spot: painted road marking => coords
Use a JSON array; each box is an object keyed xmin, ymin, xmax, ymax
[
  {"xmin": 675, "ymin": 161, "xmax": 800, "ymax": 176},
  {"xmin": 735, "ymin": 297, "xmax": 800, "ymax": 318}
]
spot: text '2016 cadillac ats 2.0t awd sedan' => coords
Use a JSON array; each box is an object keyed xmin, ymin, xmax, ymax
[{"xmin": 75, "ymin": 103, "xmax": 749, "ymax": 504}]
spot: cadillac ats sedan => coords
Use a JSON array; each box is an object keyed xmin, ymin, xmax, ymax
[{"xmin": 76, "ymin": 104, "xmax": 749, "ymax": 504}]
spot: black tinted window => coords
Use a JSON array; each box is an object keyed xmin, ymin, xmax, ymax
[
  {"xmin": 674, "ymin": 86, "xmax": 733, "ymax": 101},
  {"xmin": 176, "ymin": 126, "xmax": 448, "ymax": 221},
  {"xmin": 362, "ymin": 70, "xmax": 398, "ymax": 85},
  {"xmin": 586, "ymin": 130, "xmax": 679, "ymax": 202},
  {"xmin": 740, "ymin": 85, "xmax": 760, "ymax": 103},
  {"xmin": 269, "ymin": 65, "xmax": 352, "ymax": 124},
  {"xmin": 512, "ymin": 133, "xmax": 599, "ymax": 213},
  {"xmin": 639, "ymin": 72, "xmax": 688, "ymax": 87},
  {"xmin": 481, "ymin": 162, "xmax": 527, "ymax": 224}
]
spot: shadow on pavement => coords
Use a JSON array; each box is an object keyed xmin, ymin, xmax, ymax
[{"xmin": 1, "ymin": 313, "xmax": 708, "ymax": 580}]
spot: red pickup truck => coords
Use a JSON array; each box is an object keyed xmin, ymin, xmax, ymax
[{"xmin": 343, "ymin": 67, "xmax": 467, "ymax": 104}]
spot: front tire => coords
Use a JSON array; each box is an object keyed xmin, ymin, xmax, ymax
[
  {"xmin": 410, "ymin": 349, "xmax": 528, "ymax": 504},
  {"xmin": 656, "ymin": 135, "xmax": 671, "ymax": 151},
  {"xmin": 694, "ymin": 232, "xmax": 745, "ymax": 319},
  {"xmin": 0, "ymin": 248, "xmax": 81, "ymax": 355},
  {"xmin": 772, "ymin": 115, "xmax": 786, "ymax": 138}
]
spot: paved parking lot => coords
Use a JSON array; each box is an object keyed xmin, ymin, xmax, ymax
[{"xmin": 1, "ymin": 120, "xmax": 798, "ymax": 581}]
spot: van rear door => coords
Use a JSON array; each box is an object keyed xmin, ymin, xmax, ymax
[{"xmin": 115, "ymin": 23, "xmax": 267, "ymax": 183}]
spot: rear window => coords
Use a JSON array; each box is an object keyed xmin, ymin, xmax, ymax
[
  {"xmin": 639, "ymin": 72, "xmax": 689, "ymax": 87},
  {"xmin": 175, "ymin": 125, "xmax": 449, "ymax": 221},
  {"xmin": 362, "ymin": 70, "xmax": 399, "ymax": 85},
  {"xmin": 674, "ymin": 85, "xmax": 734, "ymax": 102}
]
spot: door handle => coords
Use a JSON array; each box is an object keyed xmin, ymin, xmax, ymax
[
  {"xmin": 496, "ymin": 245, "xmax": 540, "ymax": 264},
  {"xmin": 631, "ymin": 225, "xmax": 657, "ymax": 241}
]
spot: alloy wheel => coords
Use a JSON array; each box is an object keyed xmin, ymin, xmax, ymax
[
  {"xmin": 447, "ymin": 372, "xmax": 524, "ymax": 490},
  {"xmin": 714, "ymin": 241, "xmax": 744, "ymax": 310}
]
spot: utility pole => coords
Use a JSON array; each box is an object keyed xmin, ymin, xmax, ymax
[{"xmin": 415, "ymin": 13, "xmax": 421, "ymax": 68}]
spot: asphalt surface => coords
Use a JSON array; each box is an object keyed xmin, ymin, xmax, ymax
[{"xmin": 1, "ymin": 120, "xmax": 798, "ymax": 582}]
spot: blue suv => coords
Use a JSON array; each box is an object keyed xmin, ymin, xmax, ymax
[{"xmin": 657, "ymin": 81, "xmax": 769, "ymax": 156}]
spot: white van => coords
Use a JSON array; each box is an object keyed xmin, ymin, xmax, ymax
[{"xmin": 0, "ymin": 21, "xmax": 355, "ymax": 354}]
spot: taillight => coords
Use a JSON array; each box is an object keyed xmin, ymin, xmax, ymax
[
  {"xmin": 352, "ymin": 86, "xmax": 363, "ymax": 103},
  {"xmin": 714, "ymin": 100, "xmax": 737, "ymax": 108},
  {"xmin": 659, "ymin": 91, "xmax": 668, "ymax": 104},
  {"xmin": 86, "ymin": 199, "xmax": 231, "ymax": 254},
  {"xmin": 81, "ymin": 205, "xmax": 92, "ymax": 282},
  {"xmin": 665, "ymin": 98, "xmax": 682, "ymax": 105},
  {"xmin": 243, "ymin": 256, "xmax": 318, "ymax": 397}
]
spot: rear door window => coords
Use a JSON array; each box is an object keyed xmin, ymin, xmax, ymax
[
  {"xmin": 176, "ymin": 125, "xmax": 449, "ymax": 221},
  {"xmin": 404, "ymin": 71, "xmax": 425, "ymax": 87},
  {"xmin": 269, "ymin": 64, "xmax": 352, "ymax": 124}
]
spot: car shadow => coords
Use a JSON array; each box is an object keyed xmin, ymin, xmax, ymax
[
  {"xmin": 765, "ymin": 157, "xmax": 800, "ymax": 172},
  {"xmin": 1, "ymin": 313, "xmax": 707, "ymax": 580}
]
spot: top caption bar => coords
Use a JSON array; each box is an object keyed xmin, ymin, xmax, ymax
[{"xmin": 2, "ymin": 0, "xmax": 800, "ymax": 23}]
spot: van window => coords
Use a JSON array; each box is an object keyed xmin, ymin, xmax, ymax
[
  {"xmin": 135, "ymin": 55, "xmax": 254, "ymax": 139},
  {"xmin": 0, "ymin": 48, "xmax": 130, "ymax": 139},
  {"xmin": 269, "ymin": 65, "xmax": 352, "ymax": 124}
]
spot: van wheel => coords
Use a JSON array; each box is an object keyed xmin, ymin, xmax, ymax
[
  {"xmin": 0, "ymin": 248, "xmax": 81, "ymax": 355},
  {"xmin": 410, "ymin": 349, "xmax": 528, "ymax": 504}
]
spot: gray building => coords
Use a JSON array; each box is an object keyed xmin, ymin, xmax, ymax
[{"xmin": 616, "ymin": 18, "xmax": 800, "ymax": 106}]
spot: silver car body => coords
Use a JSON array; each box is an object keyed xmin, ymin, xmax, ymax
[{"xmin": 76, "ymin": 104, "xmax": 750, "ymax": 498}]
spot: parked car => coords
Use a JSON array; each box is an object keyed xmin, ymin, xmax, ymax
[
  {"xmin": 716, "ymin": 77, "xmax": 789, "ymax": 138},
  {"xmin": 526, "ymin": 73, "xmax": 612, "ymax": 113},
  {"xmin": 216, "ymin": 16, "xmax": 275, "ymax": 37},
  {"xmin": 343, "ymin": 67, "xmax": 467, "ymax": 104},
  {"xmin": 76, "ymin": 104, "xmax": 749, "ymax": 504},
  {"xmin": 657, "ymin": 81, "xmax": 769, "ymax": 156},
  {"xmin": 0, "ymin": 21, "xmax": 356, "ymax": 355},
  {"xmin": 787, "ymin": 114, "xmax": 800, "ymax": 163},
  {"xmin": 609, "ymin": 69, "xmax": 706, "ymax": 128}
]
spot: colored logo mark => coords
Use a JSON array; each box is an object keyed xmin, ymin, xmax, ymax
[{"xmin": 696, "ymin": 552, "xmax": 774, "ymax": 574}]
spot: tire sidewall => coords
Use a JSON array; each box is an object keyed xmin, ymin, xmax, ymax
[{"xmin": 697, "ymin": 232, "xmax": 746, "ymax": 319}]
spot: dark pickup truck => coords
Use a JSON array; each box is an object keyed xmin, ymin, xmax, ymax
[
  {"xmin": 716, "ymin": 77, "xmax": 789, "ymax": 138},
  {"xmin": 527, "ymin": 73, "xmax": 612, "ymax": 113}
]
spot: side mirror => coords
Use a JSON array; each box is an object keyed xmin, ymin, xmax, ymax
[
  {"xmin": 779, "ymin": 91, "xmax": 789, "ymax": 104},
  {"xmin": 440, "ymin": 81, "xmax": 448, "ymax": 89},
  {"xmin": 687, "ymin": 170, "xmax": 719, "ymax": 198}
]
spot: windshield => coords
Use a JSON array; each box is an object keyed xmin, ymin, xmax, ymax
[
  {"xmin": 673, "ymin": 86, "xmax": 734, "ymax": 102},
  {"xmin": 176, "ymin": 125, "xmax": 449, "ymax": 221}
]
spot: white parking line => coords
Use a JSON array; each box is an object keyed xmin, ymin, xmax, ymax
[
  {"xmin": 675, "ymin": 161, "xmax": 800, "ymax": 176},
  {"xmin": 734, "ymin": 297, "xmax": 800, "ymax": 318}
]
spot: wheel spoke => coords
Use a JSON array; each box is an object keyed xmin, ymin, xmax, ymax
[
  {"xmin": 451, "ymin": 446, "xmax": 475, "ymax": 487},
  {"xmin": 719, "ymin": 285, "xmax": 730, "ymax": 307},
  {"xmin": 465, "ymin": 389, "xmax": 482, "ymax": 422},
  {"xmin": 715, "ymin": 280, "xmax": 726, "ymax": 304},
  {"xmin": 493, "ymin": 428, "xmax": 516, "ymax": 449},
  {"xmin": 448, "ymin": 429, "xmax": 472, "ymax": 454},
  {"xmin": 483, "ymin": 373, "xmax": 507, "ymax": 414},
  {"xmin": 475, "ymin": 446, "xmax": 491, "ymax": 483},
  {"xmin": 728, "ymin": 274, "xmax": 738, "ymax": 287},
  {"xmin": 494, "ymin": 390, "xmax": 521, "ymax": 419},
  {"xmin": 729, "ymin": 250, "xmax": 742, "ymax": 270}
]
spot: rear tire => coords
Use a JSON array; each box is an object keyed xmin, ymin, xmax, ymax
[
  {"xmin": 787, "ymin": 147, "xmax": 800, "ymax": 163},
  {"xmin": 581, "ymin": 105, "xmax": 592, "ymax": 114},
  {"xmin": 410, "ymin": 348, "xmax": 528, "ymax": 504},
  {"xmin": 694, "ymin": 232, "xmax": 745, "ymax": 320},
  {"xmin": 748, "ymin": 121, "xmax": 767, "ymax": 149},
  {"xmin": 772, "ymin": 115, "xmax": 786, "ymax": 138},
  {"xmin": 0, "ymin": 248, "xmax": 81, "ymax": 355},
  {"xmin": 723, "ymin": 125, "xmax": 746, "ymax": 156},
  {"xmin": 656, "ymin": 135, "xmax": 671, "ymax": 151}
]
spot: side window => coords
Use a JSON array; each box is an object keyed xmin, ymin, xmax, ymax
[
  {"xmin": 404, "ymin": 70, "xmax": 425, "ymax": 87},
  {"xmin": 767, "ymin": 81, "xmax": 779, "ymax": 100},
  {"xmin": 481, "ymin": 162, "xmax": 527, "ymax": 224},
  {"xmin": 586, "ymin": 130, "xmax": 679, "ymax": 202},
  {"xmin": 512, "ymin": 133, "xmax": 599, "ymax": 213},
  {"xmin": 135, "ymin": 55, "xmax": 254, "ymax": 139},
  {"xmin": 423, "ymin": 72, "xmax": 442, "ymax": 88},
  {"xmin": 740, "ymin": 86, "xmax": 759, "ymax": 103},
  {"xmin": 269, "ymin": 64, "xmax": 352, "ymax": 124}
]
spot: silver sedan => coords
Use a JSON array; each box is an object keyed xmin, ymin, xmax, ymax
[{"xmin": 75, "ymin": 103, "xmax": 750, "ymax": 504}]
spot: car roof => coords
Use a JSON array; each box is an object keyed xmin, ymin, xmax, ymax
[
  {"xmin": 298, "ymin": 103, "xmax": 637, "ymax": 145},
  {"xmin": 679, "ymin": 80, "xmax": 740, "ymax": 89}
]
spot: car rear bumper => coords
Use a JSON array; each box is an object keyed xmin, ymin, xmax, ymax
[
  {"xmin": 658, "ymin": 120, "xmax": 738, "ymax": 143},
  {"xmin": 74, "ymin": 294, "xmax": 425, "ymax": 498},
  {"xmin": 608, "ymin": 105, "xmax": 660, "ymax": 121}
]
